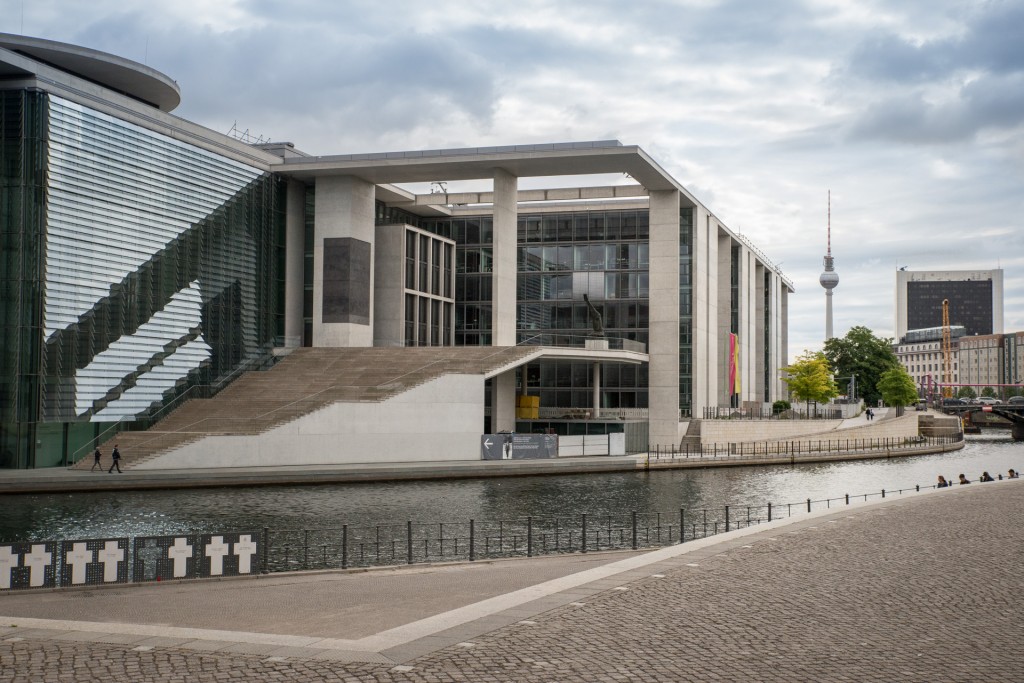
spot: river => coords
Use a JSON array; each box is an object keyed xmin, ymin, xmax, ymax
[{"xmin": 1, "ymin": 434, "xmax": 1021, "ymax": 543}]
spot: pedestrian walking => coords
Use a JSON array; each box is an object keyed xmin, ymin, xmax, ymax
[
  {"xmin": 91, "ymin": 448, "xmax": 102, "ymax": 471},
  {"xmin": 108, "ymin": 444, "xmax": 122, "ymax": 473}
]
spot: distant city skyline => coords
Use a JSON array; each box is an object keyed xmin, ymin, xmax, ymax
[{"xmin": 5, "ymin": 0, "xmax": 1022, "ymax": 359}]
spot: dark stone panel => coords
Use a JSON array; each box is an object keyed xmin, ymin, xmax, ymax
[{"xmin": 322, "ymin": 237, "xmax": 370, "ymax": 325}]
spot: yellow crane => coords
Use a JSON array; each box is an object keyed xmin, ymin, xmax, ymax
[{"xmin": 941, "ymin": 299, "xmax": 953, "ymax": 398}]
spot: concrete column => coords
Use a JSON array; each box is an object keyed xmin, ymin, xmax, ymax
[
  {"xmin": 313, "ymin": 175, "xmax": 375, "ymax": 347},
  {"xmin": 717, "ymin": 233, "xmax": 732, "ymax": 407},
  {"xmin": 492, "ymin": 168, "xmax": 518, "ymax": 346},
  {"xmin": 742, "ymin": 249, "xmax": 755, "ymax": 407},
  {"xmin": 648, "ymin": 190, "xmax": 681, "ymax": 449},
  {"xmin": 592, "ymin": 362, "xmax": 601, "ymax": 419},
  {"xmin": 284, "ymin": 180, "xmax": 306, "ymax": 348},
  {"xmin": 373, "ymin": 224, "xmax": 405, "ymax": 347},
  {"xmin": 491, "ymin": 370, "xmax": 516, "ymax": 432},
  {"xmin": 691, "ymin": 208, "xmax": 716, "ymax": 415}
]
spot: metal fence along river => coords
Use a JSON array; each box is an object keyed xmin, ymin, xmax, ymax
[{"xmin": 1, "ymin": 480, "xmax": 959, "ymax": 589}]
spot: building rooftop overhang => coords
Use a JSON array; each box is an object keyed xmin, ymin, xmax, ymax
[
  {"xmin": 273, "ymin": 140, "xmax": 696, "ymax": 202},
  {"xmin": 483, "ymin": 346, "xmax": 649, "ymax": 379},
  {"xmin": 0, "ymin": 33, "xmax": 181, "ymax": 111}
]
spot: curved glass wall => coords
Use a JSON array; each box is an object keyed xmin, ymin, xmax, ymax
[{"xmin": 1, "ymin": 92, "xmax": 285, "ymax": 467}]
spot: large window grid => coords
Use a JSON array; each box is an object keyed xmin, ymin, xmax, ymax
[
  {"xmin": 678, "ymin": 209, "xmax": 693, "ymax": 412},
  {"xmin": 515, "ymin": 209, "xmax": 652, "ymax": 410},
  {"xmin": 404, "ymin": 226, "xmax": 454, "ymax": 347}
]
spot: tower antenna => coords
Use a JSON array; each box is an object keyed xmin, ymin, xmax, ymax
[{"xmin": 819, "ymin": 190, "xmax": 839, "ymax": 340}]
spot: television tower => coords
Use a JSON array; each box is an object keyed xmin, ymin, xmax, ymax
[{"xmin": 818, "ymin": 190, "xmax": 839, "ymax": 340}]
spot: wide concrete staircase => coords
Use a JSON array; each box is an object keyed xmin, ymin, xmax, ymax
[{"xmin": 75, "ymin": 346, "xmax": 538, "ymax": 470}]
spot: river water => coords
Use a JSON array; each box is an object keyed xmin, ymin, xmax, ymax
[{"xmin": 2, "ymin": 434, "xmax": 1021, "ymax": 543}]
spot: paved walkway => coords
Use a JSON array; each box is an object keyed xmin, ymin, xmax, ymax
[{"xmin": 2, "ymin": 479, "xmax": 1021, "ymax": 682}]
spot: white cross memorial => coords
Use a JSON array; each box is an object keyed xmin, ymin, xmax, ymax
[
  {"xmin": 97, "ymin": 541, "xmax": 124, "ymax": 583},
  {"xmin": 233, "ymin": 534, "xmax": 258, "ymax": 574},
  {"xmin": 166, "ymin": 537, "xmax": 193, "ymax": 578},
  {"xmin": 205, "ymin": 536, "xmax": 229, "ymax": 576},
  {"xmin": 24, "ymin": 545, "xmax": 52, "ymax": 587},
  {"xmin": 65, "ymin": 542, "xmax": 93, "ymax": 585},
  {"xmin": 0, "ymin": 546, "xmax": 17, "ymax": 590}
]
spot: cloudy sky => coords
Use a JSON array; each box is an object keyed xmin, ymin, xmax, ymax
[{"xmin": 5, "ymin": 0, "xmax": 1023, "ymax": 358}]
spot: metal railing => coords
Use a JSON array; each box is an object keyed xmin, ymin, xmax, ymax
[
  {"xmin": 648, "ymin": 433, "xmax": 963, "ymax": 460},
  {"xmin": 703, "ymin": 406, "xmax": 844, "ymax": 420}
]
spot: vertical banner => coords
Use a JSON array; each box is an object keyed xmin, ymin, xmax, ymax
[
  {"xmin": 60, "ymin": 538, "xmax": 129, "ymax": 586},
  {"xmin": 729, "ymin": 333, "xmax": 741, "ymax": 395},
  {"xmin": 0, "ymin": 542, "xmax": 58, "ymax": 590}
]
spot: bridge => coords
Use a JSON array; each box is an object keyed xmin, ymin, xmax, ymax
[{"xmin": 942, "ymin": 404, "xmax": 1024, "ymax": 441}]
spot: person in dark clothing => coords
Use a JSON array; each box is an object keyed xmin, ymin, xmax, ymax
[
  {"xmin": 1009, "ymin": 469, "xmax": 1019, "ymax": 479},
  {"xmin": 108, "ymin": 445, "xmax": 122, "ymax": 473},
  {"xmin": 91, "ymin": 448, "xmax": 102, "ymax": 472},
  {"xmin": 936, "ymin": 475, "xmax": 948, "ymax": 488},
  {"xmin": 958, "ymin": 473, "xmax": 970, "ymax": 485},
  {"xmin": 980, "ymin": 471, "xmax": 995, "ymax": 482}
]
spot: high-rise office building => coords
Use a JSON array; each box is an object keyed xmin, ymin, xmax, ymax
[{"xmin": 895, "ymin": 269, "xmax": 1003, "ymax": 341}]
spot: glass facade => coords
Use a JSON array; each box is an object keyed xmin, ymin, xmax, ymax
[
  {"xmin": 907, "ymin": 280, "xmax": 994, "ymax": 337},
  {"xmin": 1, "ymin": 92, "xmax": 285, "ymax": 468},
  {"xmin": 763, "ymin": 270, "xmax": 771, "ymax": 403},
  {"xmin": 679, "ymin": 209, "xmax": 693, "ymax": 413},
  {"xmin": 515, "ymin": 210, "xmax": 651, "ymax": 410}
]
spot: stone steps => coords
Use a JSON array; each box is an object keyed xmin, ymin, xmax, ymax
[{"xmin": 74, "ymin": 346, "xmax": 537, "ymax": 470}]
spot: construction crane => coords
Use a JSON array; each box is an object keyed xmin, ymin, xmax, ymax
[{"xmin": 941, "ymin": 299, "xmax": 953, "ymax": 398}]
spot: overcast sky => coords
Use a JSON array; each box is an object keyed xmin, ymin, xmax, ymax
[{"xmin": 5, "ymin": 0, "xmax": 1023, "ymax": 359}]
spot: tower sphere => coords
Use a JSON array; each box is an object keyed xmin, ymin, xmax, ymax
[{"xmin": 819, "ymin": 270, "xmax": 839, "ymax": 289}]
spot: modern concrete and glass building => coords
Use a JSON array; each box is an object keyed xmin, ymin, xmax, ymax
[
  {"xmin": 0, "ymin": 34, "xmax": 792, "ymax": 469},
  {"xmin": 895, "ymin": 269, "xmax": 1003, "ymax": 341}
]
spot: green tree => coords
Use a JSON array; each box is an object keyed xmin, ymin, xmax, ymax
[
  {"xmin": 980, "ymin": 386, "xmax": 996, "ymax": 398},
  {"xmin": 876, "ymin": 367, "xmax": 919, "ymax": 407},
  {"xmin": 822, "ymin": 326, "xmax": 899, "ymax": 405},
  {"xmin": 782, "ymin": 351, "xmax": 839, "ymax": 409},
  {"xmin": 957, "ymin": 386, "xmax": 977, "ymax": 400}
]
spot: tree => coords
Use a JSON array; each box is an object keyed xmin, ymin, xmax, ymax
[
  {"xmin": 822, "ymin": 326, "xmax": 899, "ymax": 405},
  {"xmin": 980, "ymin": 386, "xmax": 996, "ymax": 398},
  {"xmin": 957, "ymin": 386, "xmax": 977, "ymax": 400},
  {"xmin": 877, "ymin": 367, "xmax": 919, "ymax": 407},
  {"xmin": 781, "ymin": 351, "xmax": 839, "ymax": 409}
]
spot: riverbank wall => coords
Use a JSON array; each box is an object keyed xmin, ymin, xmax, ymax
[{"xmin": 0, "ymin": 437, "xmax": 964, "ymax": 495}]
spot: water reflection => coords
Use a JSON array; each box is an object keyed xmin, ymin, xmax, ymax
[{"xmin": 2, "ymin": 436, "xmax": 1021, "ymax": 542}]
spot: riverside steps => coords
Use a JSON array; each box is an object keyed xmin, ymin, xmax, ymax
[{"xmin": 2, "ymin": 479, "xmax": 1021, "ymax": 682}]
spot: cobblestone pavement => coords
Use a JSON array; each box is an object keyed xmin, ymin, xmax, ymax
[{"xmin": 3, "ymin": 482, "xmax": 1022, "ymax": 682}]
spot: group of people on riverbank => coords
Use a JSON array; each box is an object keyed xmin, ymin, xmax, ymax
[{"xmin": 936, "ymin": 469, "xmax": 1018, "ymax": 488}]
